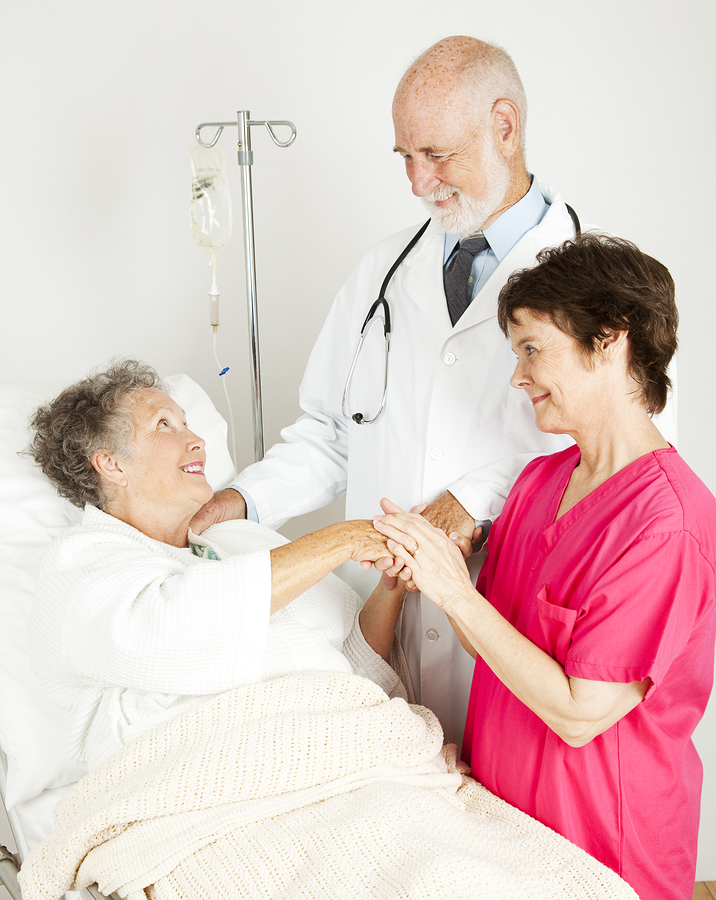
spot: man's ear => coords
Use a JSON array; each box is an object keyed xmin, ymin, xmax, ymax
[
  {"xmin": 492, "ymin": 98, "xmax": 521, "ymax": 159},
  {"xmin": 91, "ymin": 450, "xmax": 128, "ymax": 488}
]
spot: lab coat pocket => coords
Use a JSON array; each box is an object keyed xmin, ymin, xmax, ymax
[{"xmin": 526, "ymin": 585, "xmax": 579, "ymax": 666}]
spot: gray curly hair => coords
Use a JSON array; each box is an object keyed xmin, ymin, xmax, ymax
[{"xmin": 26, "ymin": 359, "xmax": 167, "ymax": 509}]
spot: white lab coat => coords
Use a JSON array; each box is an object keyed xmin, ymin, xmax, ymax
[{"xmin": 235, "ymin": 183, "xmax": 678, "ymax": 747}]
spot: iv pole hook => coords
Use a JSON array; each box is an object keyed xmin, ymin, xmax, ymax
[
  {"xmin": 194, "ymin": 111, "xmax": 297, "ymax": 462},
  {"xmin": 195, "ymin": 119, "xmax": 296, "ymax": 150}
]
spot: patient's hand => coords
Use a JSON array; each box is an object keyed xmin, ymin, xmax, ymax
[{"xmin": 189, "ymin": 488, "xmax": 247, "ymax": 534}]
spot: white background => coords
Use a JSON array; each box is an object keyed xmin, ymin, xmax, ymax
[{"xmin": 1, "ymin": 0, "xmax": 714, "ymax": 883}]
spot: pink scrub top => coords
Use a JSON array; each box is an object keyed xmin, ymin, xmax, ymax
[{"xmin": 462, "ymin": 445, "xmax": 716, "ymax": 900}]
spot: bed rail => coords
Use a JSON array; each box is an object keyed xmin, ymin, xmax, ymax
[
  {"xmin": 85, "ymin": 884, "xmax": 123, "ymax": 900},
  {"xmin": 0, "ymin": 843, "xmax": 23, "ymax": 900}
]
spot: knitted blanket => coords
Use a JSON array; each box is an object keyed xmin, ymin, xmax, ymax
[{"xmin": 19, "ymin": 672, "xmax": 639, "ymax": 900}]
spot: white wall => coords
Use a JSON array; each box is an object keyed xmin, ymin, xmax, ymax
[{"xmin": 1, "ymin": 0, "xmax": 714, "ymax": 880}]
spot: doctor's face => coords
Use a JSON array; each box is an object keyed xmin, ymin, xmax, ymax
[{"xmin": 392, "ymin": 84, "xmax": 511, "ymax": 236}]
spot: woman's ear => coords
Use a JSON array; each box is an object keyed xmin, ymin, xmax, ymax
[
  {"xmin": 91, "ymin": 450, "xmax": 128, "ymax": 488},
  {"xmin": 600, "ymin": 330, "xmax": 629, "ymax": 359}
]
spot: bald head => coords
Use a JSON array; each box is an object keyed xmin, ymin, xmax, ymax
[{"xmin": 393, "ymin": 36, "xmax": 527, "ymax": 150}]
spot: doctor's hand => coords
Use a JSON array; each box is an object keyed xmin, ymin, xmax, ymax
[
  {"xmin": 416, "ymin": 492, "xmax": 484, "ymax": 561},
  {"xmin": 422, "ymin": 491, "xmax": 475, "ymax": 543},
  {"xmin": 189, "ymin": 488, "xmax": 247, "ymax": 535}
]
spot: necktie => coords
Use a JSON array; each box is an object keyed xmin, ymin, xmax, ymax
[{"xmin": 443, "ymin": 233, "xmax": 489, "ymax": 326}]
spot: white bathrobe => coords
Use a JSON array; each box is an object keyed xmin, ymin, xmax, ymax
[{"xmin": 29, "ymin": 506, "xmax": 404, "ymax": 770}]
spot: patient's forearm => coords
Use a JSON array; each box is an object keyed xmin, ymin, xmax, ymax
[
  {"xmin": 359, "ymin": 579, "xmax": 406, "ymax": 661},
  {"xmin": 269, "ymin": 521, "xmax": 389, "ymax": 613}
]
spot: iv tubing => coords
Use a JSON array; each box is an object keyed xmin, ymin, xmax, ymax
[{"xmin": 213, "ymin": 330, "xmax": 238, "ymax": 467}]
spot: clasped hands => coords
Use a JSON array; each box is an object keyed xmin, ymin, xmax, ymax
[{"xmin": 364, "ymin": 493, "xmax": 484, "ymax": 605}]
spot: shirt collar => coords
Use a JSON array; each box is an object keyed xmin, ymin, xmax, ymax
[{"xmin": 443, "ymin": 176, "xmax": 549, "ymax": 262}]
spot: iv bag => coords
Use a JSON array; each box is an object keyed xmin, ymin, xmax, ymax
[{"xmin": 188, "ymin": 146, "xmax": 233, "ymax": 249}]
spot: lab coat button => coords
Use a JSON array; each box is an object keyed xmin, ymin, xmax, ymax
[
  {"xmin": 426, "ymin": 629, "xmax": 440, "ymax": 642},
  {"xmin": 429, "ymin": 448, "xmax": 442, "ymax": 461},
  {"xmin": 443, "ymin": 352, "xmax": 456, "ymax": 366}
]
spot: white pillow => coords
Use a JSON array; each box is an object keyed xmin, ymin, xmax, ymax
[{"xmin": 0, "ymin": 373, "xmax": 236, "ymax": 809}]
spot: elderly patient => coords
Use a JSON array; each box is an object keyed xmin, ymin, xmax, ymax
[
  {"xmin": 26, "ymin": 360, "xmax": 408, "ymax": 771},
  {"xmin": 374, "ymin": 234, "xmax": 716, "ymax": 900}
]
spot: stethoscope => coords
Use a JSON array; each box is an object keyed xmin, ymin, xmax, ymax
[
  {"xmin": 341, "ymin": 205, "xmax": 580, "ymax": 426},
  {"xmin": 341, "ymin": 218, "xmax": 431, "ymax": 425}
]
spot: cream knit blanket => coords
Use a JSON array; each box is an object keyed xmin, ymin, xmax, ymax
[{"xmin": 19, "ymin": 672, "xmax": 638, "ymax": 900}]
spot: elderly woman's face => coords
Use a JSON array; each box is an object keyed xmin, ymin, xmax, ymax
[
  {"xmin": 508, "ymin": 309, "xmax": 607, "ymax": 437},
  {"xmin": 117, "ymin": 389, "xmax": 214, "ymax": 513}
]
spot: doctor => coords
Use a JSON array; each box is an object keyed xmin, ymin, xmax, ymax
[{"xmin": 190, "ymin": 36, "xmax": 676, "ymax": 747}]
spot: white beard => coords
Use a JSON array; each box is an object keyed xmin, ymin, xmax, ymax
[{"xmin": 421, "ymin": 139, "xmax": 511, "ymax": 237}]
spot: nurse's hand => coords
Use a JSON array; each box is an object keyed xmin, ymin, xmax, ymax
[
  {"xmin": 364, "ymin": 498, "xmax": 482, "ymax": 590},
  {"xmin": 189, "ymin": 488, "xmax": 247, "ymax": 534},
  {"xmin": 361, "ymin": 500, "xmax": 428, "ymax": 577},
  {"xmin": 373, "ymin": 503, "xmax": 476, "ymax": 613}
]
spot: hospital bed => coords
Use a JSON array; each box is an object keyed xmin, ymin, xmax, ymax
[
  {"xmin": 0, "ymin": 371, "xmax": 644, "ymax": 900},
  {"xmin": 0, "ymin": 373, "xmax": 236, "ymax": 900}
]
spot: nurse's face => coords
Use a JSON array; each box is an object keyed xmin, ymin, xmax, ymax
[{"xmin": 509, "ymin": 310, "xmax": 607, "ymax": 438}]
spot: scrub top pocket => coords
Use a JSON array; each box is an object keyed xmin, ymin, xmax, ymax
[{"xmin": 526, "ymin": 585, "xmax": 580, "ymax": 665}]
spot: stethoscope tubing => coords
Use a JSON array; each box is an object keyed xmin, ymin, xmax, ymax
[{"xmin": 342, "ymin": 219, "xmax": 430, "ymax": 425}]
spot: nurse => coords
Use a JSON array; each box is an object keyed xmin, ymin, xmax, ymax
[{"xmin": 373, "ymin": 233, "xmax": 716, "ymax": 900}]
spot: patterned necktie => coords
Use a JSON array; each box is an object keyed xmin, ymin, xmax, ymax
[{"xmin": 443, "ymin": 233, "xmax": 489, "ymax": 326}]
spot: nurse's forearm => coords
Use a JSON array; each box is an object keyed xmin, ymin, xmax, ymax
[
  {"xmin": 446, "ymin": 615, "xmax": 478, "ymax": 659},
  {"xmin": 372, "ymin": 509, "xmax": 649, "ymax": 744},
  {"xmin": 446, "ymin": 587, "xmax": 648, "ymax": 747}
]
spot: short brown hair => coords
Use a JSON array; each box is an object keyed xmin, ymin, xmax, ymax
[
  {"xmin": 497, "ymin": 233, "xmax": 677, "ymax": 415},
  {"xmin": 26, "ymin": 359, "xmax": 166, "ymax": 509}
]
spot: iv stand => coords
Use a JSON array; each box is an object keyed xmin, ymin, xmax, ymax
[{"xmin": 195, "ymin": 111, "xmax": 297, "ymax": 462}]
